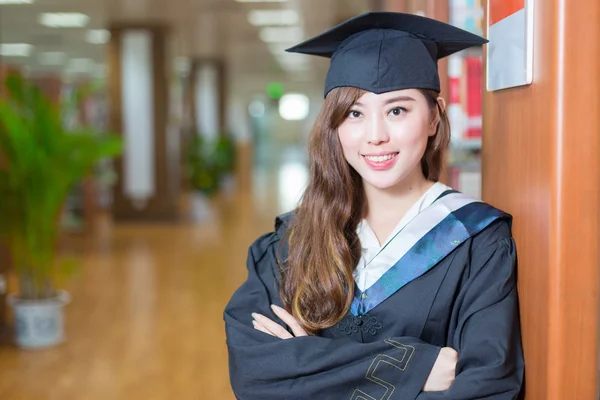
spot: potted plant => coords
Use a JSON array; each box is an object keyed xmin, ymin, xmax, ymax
[
  {"xmin": 188, "ymin": 133, "xmax": 220, "ymax": 196},
  {"xmin": 213, "ymin": 134, "xmax": 237, "ymax": 191},
  {"xmin": 187, "ymin": 133, "xmax": 236, "ymax": 196},
  {"xmin": 0, "ymin": 72, "xmax": 122, "ymax": 349}
]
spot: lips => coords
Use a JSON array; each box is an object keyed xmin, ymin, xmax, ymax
[
  {"xmin": 362, "ymin": 152, "xmax": 399, "ymax": 162},
  {"xmin": 361, "ymin": 152, "xmax": 399, "ymax": 170}
]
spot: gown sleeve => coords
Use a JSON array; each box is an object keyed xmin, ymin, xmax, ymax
[
  {"xmin": 416, "ymin": 226, "xmax": 524, "ymax": 399},
  {"xmin": 224, "ymin": 232, "xmax": 442, "ymax": 400}
]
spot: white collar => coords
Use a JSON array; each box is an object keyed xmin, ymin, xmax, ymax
[{"xmin": 357, "ymin": 182, "xmax": 451, "ymax": 251}]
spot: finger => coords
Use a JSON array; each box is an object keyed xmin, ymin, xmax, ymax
[
  {"xmin": 252, "ymin": 315, "xmax": 276, "ymax": 335},
  {"xmin": 252, "ymin": 313, "xmax": 294, "ymax": 339},
  {"xmin": 270, "ymin": 305, "xmax": 308, "ymax": 337},
  {"xmin": 252, "ymin": 319, "xmax": 275, "ymax": 336}
]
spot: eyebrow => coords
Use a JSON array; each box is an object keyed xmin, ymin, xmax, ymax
[{"xmin": 353, "ymin": 96, "xmax": 417, "ymax": 107}]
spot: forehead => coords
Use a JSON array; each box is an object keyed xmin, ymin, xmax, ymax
[{"xmin": 355, "ymin": 88, "xmax": 423, "ymax": 104}]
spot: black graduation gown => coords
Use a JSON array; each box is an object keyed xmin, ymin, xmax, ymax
[{"xmin": 224, "ymin": 211, "xmax": 524, "ymax": 400}]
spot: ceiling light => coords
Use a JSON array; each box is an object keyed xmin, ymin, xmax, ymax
[
  {"xmin": 279, "ymin": 93, "xmax": 309, "ymax": 121},
  {"xmin": 39, "ymin": 12, "xmax": 90, "ymax": 28},
  {"xmin": 259, "ymin": 26, "xmax": 303, "ymax": 43},
  {"xmin": 0, "ymin": 0, "xmax": 33, "ymax": 4},
  {"xmin": 39, "ymin": 51, "xmax": 66, "ymax": 65},
  {"xmin": 0, "ymin": 43, "xmax": 33, "ymax": 57},
  {"xmin": 248, "ymin": 10, "xmax": 299, "ymax": 26},
  {"xmin": 86, "ymin": 29, "xmax": 110, "ymax": 44}
]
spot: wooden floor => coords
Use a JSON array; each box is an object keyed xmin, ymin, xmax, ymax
[{"xmin": 0, "ymin": 183, "xmax": 286, "ymax": 399}]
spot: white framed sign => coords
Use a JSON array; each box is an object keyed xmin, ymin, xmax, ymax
[{"xmin": 486, "ymin": 0, "xmax": 534, "ymax": 91}]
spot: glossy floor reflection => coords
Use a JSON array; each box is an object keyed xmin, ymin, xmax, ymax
[{"xmin": 0, "ymin": 145, "xmax": 309, "ymax": 400}]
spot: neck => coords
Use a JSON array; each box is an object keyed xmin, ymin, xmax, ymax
[{"xmin": 363, "ymin": 171, "xmax": 435, "ymax": 244}]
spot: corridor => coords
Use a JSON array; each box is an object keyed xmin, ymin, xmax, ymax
[{"xmin": 0, "ymin": 145, "xmax": 307, "ymax": 399}]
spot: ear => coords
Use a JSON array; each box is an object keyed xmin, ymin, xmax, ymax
[{"xmin": 430, "ymin": 97, "xmax": 447, "ymax": 136}]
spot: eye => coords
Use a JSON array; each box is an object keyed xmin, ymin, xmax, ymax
[
  {"xmin": 389, "ymin": 107, "xmax": 408, "ymax": 116},
  {"xmin": 347, "ymin": 110, "xmax": 362, "ymax": 119}
]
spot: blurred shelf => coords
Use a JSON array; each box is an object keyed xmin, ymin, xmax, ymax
[
  {"xmin": 450, "ymin": 138, "xmax": 482, "ymax": 150},
  {"xmin": 449, "ymin": 160, "xmax": 481, "ymax": 167}
]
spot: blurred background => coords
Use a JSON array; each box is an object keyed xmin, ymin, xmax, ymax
[{"xmin": 0, "ymin": 0, "xmax": 489, "ymax": 398}]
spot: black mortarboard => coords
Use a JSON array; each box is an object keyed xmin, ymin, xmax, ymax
[{"xmin": 285, "ymin": 12, "xmax": 488, "ymax": 98}]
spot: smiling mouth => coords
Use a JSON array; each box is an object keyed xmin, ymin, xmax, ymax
[{"xmin": 362, "ymin": 152, "xmax": 399, "ymax": 162}]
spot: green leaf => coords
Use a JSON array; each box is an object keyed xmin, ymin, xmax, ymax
[{"xmin": 0, "ymin": 73, "xmax": 123, "ymax": 298}]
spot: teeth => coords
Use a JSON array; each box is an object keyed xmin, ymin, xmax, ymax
[{"xmin": 364, "ymin": 153, "xmax": 396, "ymax": 162}]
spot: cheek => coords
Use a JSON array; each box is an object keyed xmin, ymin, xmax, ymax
[
  {"xmin": 390, "ymin": 118, "xmax": 430, "ymax": 147},
  {"xmin": 337, "ymin": 125, "xmax": 361, "ymax": 155}
]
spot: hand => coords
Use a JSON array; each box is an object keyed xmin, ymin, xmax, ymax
[
  {"xmin": 423, "ymin": 347, "xmax": 458, "ymax": 392},
  {"xmin": 251, "ymin": 305, "xmax": 308, "ymax": 339}
]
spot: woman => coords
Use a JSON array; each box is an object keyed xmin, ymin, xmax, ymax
[{"xmin": 224, "ymin": 11, "xmax": 524, "ymax": 400}]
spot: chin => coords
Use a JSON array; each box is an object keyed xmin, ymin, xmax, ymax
[
  {"xmin": 358, "ymin": 164, "xmax": 421, "ymax": 191},
  {"xmin": 361, "ymin": 176, "xmax": 406, "ymax": 190}
]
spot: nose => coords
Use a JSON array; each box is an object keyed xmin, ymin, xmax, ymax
[{"xmin": 368, "ymin": 114, "xmax": 390, "ymax": 145}]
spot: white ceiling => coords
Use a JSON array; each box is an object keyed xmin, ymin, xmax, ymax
[{"xmin": 0, "ymin": 0, "xmax": 373, "ymax": 96}]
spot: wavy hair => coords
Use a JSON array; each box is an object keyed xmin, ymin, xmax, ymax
[{"xmin": 280, "ymin": 87, "xmax": 450, "ymax": 334}]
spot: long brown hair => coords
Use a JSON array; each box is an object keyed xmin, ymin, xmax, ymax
[{"xmin": 280, "ymin": 87, "xmax": 451, "ymax": 334}]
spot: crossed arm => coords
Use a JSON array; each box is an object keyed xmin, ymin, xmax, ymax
[
  {"xmin": 224, "ymin": 233, "xmax": 523, "ymax": 400},
  {"xmin": 252, "ymin": 305, "xmax": 458, "ymax": 393}
]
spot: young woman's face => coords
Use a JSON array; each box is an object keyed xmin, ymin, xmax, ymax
[{"xmin": 337, "ymin": 89, "xmax": 437, "ymax": 191}]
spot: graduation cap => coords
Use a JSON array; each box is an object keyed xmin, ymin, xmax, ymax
[{"xmin": 285, "ymin": 12, "xmax": 488, "ymax": 98}]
